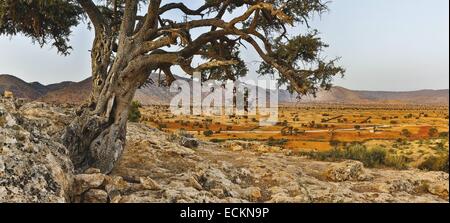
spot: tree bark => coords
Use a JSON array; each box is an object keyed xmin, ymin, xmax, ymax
[
  {"xmin": 62, "ymin": 71, "xmax": 139, "ymax": 173},
  {"xmin": 62, "ymin": 34, "xmax": 145, "ymax": 174}
]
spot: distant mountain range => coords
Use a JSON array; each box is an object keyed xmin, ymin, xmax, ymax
[{"xmin": 1, "ymin": 74, "xmax": 448, "ymax": 105}]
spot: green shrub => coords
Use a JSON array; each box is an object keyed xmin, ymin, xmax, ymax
[
  {"xmin": 267, "ymin": 137, "xmax": 288, "ymax": 147},
  {"xmin": 384, "ymin": 155, "xmax": 408, "ymax": 170},
  {"xmin": 434, "ymin": 142, "xmax": 447, "ymax": 151},
  {"xmin": 343, "ymin": 143, "xmax": 367, "ymax": 161},
  {"xmin": 303, "ymin": 143, "xmax": 405, "ymax": 169},
  {"xmin": 439, "ymin": 132, "xmax": 449, "ymax": 139},
  {"xmin": 210, "ymin": 138, "xmax": 225, "ymax": 143},
  {"xmin": 128, "ymin": 101, "xmax": 141, "ymax": 122},
  {"xmin": 401, "ymin": 129, "xmax": 412, "ymax": 138},
  {"xmin": 428, "ymin": 127, "xmax": 439, "ymax": 138},
  {"xmin": 203, "ymin": 130, "xmax": 214, "ymax": 137},
  {"xmin": 329, "ymin": 140, "xmax": 341, "ymax": 148},
  {"xmin": 418, "ymin": 155, "xmax": 449, "ymax": 173},
  {"xmin": 363, "ymin": 147, "xmax": 387, "ymax": 168}
]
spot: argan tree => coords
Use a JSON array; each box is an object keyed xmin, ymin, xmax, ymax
[{"xmin": 1, "ymin": 0, "xmax": 344, "ymax": 173}]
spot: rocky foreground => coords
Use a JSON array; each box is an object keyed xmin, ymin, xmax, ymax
[{"xmin": 1, "ymin": 98, "xmax": 448, "ymax": 203}]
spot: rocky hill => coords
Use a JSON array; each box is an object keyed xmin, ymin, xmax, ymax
[
  {"xmin": 38, "ymin": 78, "xmax": 91, "ymax": 105},
  {"xmin": 0, "ymin": 74, "xmax": 50, "ymax": 100},
  {"xmin": 294, "ymin": 87, "xmax": 450, "ymax": 105},
  {"xmin": 0, "ymin": 74, "xmax": 79, "ymax": 102},
  {"xmin": 1, "ymin": 97, "xmax": 448, "ymax": 203},
  {"xmin": 1, "ymin": 74, "xmax": 449, "ymax": 105}
]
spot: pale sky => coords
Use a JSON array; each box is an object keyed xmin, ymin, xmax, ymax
[{"xmin": 0, "ymin": 0, "xmax": 449, "ymax": 91}]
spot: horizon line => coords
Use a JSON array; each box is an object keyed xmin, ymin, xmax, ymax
[{"xmin": 1, "ymin": 73, "xmax": 449, "ymax": 93}]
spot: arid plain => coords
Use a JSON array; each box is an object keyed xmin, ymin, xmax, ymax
[{"xmin": 141, "ymin": 104, "xmax": 449, "ymax": 171}]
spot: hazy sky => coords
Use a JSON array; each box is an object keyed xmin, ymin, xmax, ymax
[{"xmin": 0, "ymin": 0, "xmax": 448, "ymax": 91}]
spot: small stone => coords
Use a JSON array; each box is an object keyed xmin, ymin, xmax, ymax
[
  {"xmin": 180, "ymin": 137, "xmax": 199, "ymax": 149},
  {"xmin": 84, "ymin": 168, "xmax": 101, "ymax": 174},
  {"xmin": 188, "ymin": 177, "xmax": 203, "ymax": 191},
  {"xmin": 428, "ymin": 183, "xmax": 449, "ymax": 199},
  {"xmin": 324, "ymin": 161, "xmax": 370, "ymax": 182},
  {"xmin": 83, "ymin": 189, "xmax": 108, "ymax": 203},
  {"xmin": 140, "ymin": 176, "xmax": 162, "ymax": 190},
  {"xmin": 73, "ymin": 173, "xmax": 105, "ymax": 195},
  {"xmin": 104, "ymin": 175, "xmax": 129, "ymax": 194},
  {"xmin": 389, "ymin": 179, "xmax": 416, "ymax": 193},
  {"xmin": 242, "ymin": 187, "xmax": 262, "ymax": 202},
  {"xmin": 210, "ymin": 188, "xmax": 225, "ymax": 198},
  {"xmin": 269, "ymin": 193, "xmax": 308, "ymax": 203},
  {"xmin": 108, "ymin": 190, "xmax": 122, "ymax": 203}
]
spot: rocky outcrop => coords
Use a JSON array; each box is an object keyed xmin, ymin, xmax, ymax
[
  {"xmin": 1, "ymin": 99, "xmax": 449, "ymax": 203},
  {"xmin": 0, "ymin": 98, "xmax": 74, "ymax": 203},
  {"xmin": 324, "ymin": 161, "xmax": 374, "ymax": 182}
]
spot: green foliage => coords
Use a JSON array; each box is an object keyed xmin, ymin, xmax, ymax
[
  {"xmin": 418, "ymin": 155, "xmax": 449, "ymax": 173},
  {"xmin": 258, "ymin": 32, "xmax": 345, "ymax": 95},
  {"xmin": 203, "ymin": 130, "xmax": 214, "ymax": 137},
  {"xmin": 210, "ymin": 138, "xmax": 226, "ymax": 143},
  {"xmin": 390, "ymin": 120, "xmax": 399, "ymax": 124},
  {"xmin": 439, "ymin": 131, "xmax": 449, "ymax": 139},
  {"xmin": 428, "ymin": 127, "xmax": 439, "ymax": 138},
  {"xmin": 1, "ymin": 0, "xmax": 343, "ymax": 99},
  {"xmin": 401, "ymin": 129, "xmax": 412, "ymax": 138},
  {"xmin": 267, "ymin": 137, "xmax": 288, "ymax": 147},
  {"xmin": 304, "ymin": 143, "xmax": 406, "ymax": 169},
  {"xmin": 329, "ymin": 140, "xmax": 341, "ymax": 148},
  {"xmin": 0, "ymin": 0, "xmax": 83, "ymax": 55},
  {"xmin": 361, "ymin": 147, "xmax": 387, "ymax": 168},
  {"xmin": 384, "ymin": 155, "xmax": 409, "ymax": 170},
  {"xmin": 433, "ymin": 141, "xmax": 447, "ymax": 152},
  {"xmin": 128, "ymin": 101, "xmax": 141, "ymax": 122}
]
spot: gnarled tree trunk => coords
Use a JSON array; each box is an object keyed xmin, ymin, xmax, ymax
[
  {"xmin": 62, "ymin": 80, "xmax": 137, "ymax": 174},
  {"xmin": 62, "ymin": 32, "xmax": 148, "ymax": 174}
]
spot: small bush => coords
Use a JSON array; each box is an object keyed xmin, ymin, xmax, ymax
[
  {"xmin": 428, "ymin": 127, "xmax": 439, "ymax": 138},
  {"xmin": 418, "ymin": 155, "xmax": 449, "ymax": 173},
  {"xmin": 385, "ymin": 155, "xmax": 409, "ymax": 170},
  {"xmin": 128, "ymin": 101, "xmax": 141, "ymax": 122},
  {"xmin": 439, "ymin": 132, "xmax": 449, "ymax": 139},
  {"xmin": 363, "ymin": 147, "xmax": 387, "ymax": 168},
  {"xmin": 329, "ymin": 140, "xmax": 341, "ymax": 148},
  {"xmin": 401, "ymin": 129, "xmax": 412, "ymax": 138},
  {"xmin": 203, "ymin": 130, "xmax": 214, "ymax": 137},
  {"xmin": 210, "ymin": 138, "xmax": 225, "ymax": 143},
  {"xmin": 178, "ymin": 130, "xmax": 194, "ymax": 138},
  {"xmin": 303, "ymin": 143, "xmax": 406, "ymax": 169},
  {"xmin": 267, "ymin": 137, "xmax": 288, "ymax": 147}
]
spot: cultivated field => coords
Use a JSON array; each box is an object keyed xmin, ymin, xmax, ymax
[{"xmin": 139, "ymin": 103, "xmax": 449, "ymax": 171}]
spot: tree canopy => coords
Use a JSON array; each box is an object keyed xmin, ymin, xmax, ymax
[
  {"xmin": 0, "ymin": 0, "xmax": 83, "ymax": 55},
  {"xmin": 0, "ymin": 0, "xmax": 344, "ymax": 96}
]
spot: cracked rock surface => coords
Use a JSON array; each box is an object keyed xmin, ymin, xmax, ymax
[{"xmin": 1, "ymin": 98, "xmax": 448, "ymax": 203}]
